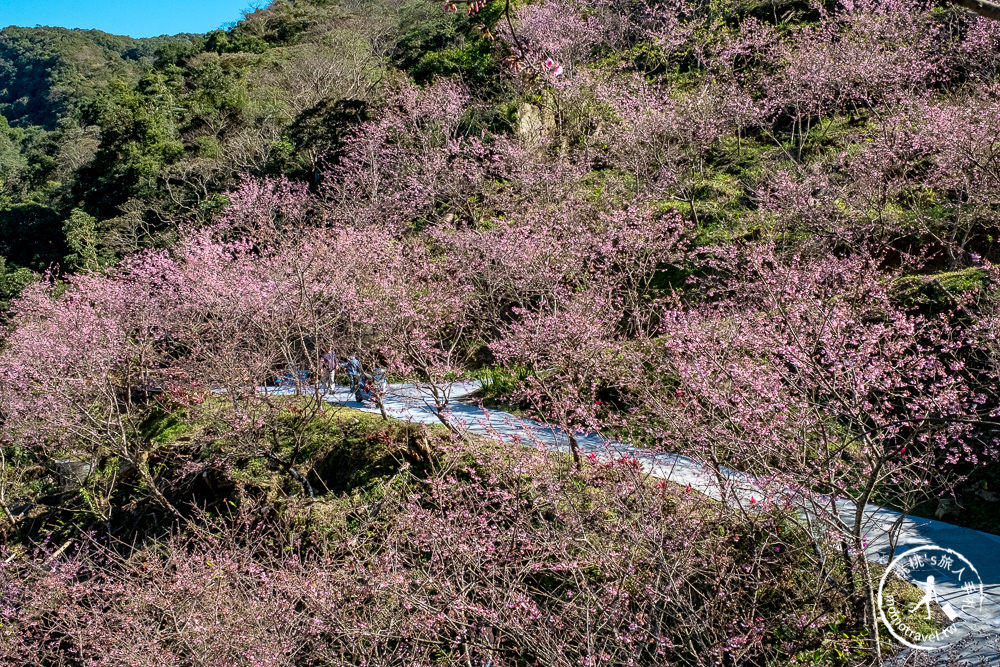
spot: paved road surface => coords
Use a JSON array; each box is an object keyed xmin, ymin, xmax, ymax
[{"xmin": 278, "ymin": 381, "xmax": 1000, "ymax": 664}]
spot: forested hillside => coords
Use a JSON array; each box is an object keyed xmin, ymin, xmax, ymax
[
  {"xmin": 2, "ymin": 0, "xmax": 1000, "ymax": 664},
  {"xmin": 0, "ymin": 0, "xmax": 487, "ymax": 305}
]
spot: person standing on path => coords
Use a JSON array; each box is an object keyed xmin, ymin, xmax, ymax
[
  {"xmin": 320, "ymin": 346, "xmax": 338, "ymax": 395},
  {"xmin": 341, "ymin": 355, "xmax": 362, "ymax": 395}
]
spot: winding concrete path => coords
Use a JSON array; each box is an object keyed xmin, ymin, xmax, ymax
[{"xmin": 295, "ymin": 381, "xmax": 1000, "ymax": 664}]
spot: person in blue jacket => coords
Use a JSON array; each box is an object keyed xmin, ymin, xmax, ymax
[{"xmin": 340, "ymin": 355, "xmax": 362, "ymax": 394}]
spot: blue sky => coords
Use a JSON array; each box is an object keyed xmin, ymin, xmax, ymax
[{"xmin": 0, "ymin": 0, "xmax": 262, "ymax": 38}]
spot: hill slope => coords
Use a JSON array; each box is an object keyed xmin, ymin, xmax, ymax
[{"xmin": 0, "ymin": 0, "xmax": 492, "ymax": 306}]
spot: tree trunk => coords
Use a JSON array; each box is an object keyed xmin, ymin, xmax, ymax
[
  {"xmin": 858, "ymin": 549, "xmax": 883, "ymax": 664},
  {"xmin": 568, "ymin": 433, "xmax": 581, "ymax": 469},
  {"xmin": 374, "ymin": 393, "xmax": 389, "ymax": 421}
]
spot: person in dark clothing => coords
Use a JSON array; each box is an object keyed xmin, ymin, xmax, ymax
[
  {"xmin": 340, "ymin": 355, "xmax": 362, "ymax": 395},
  {"xmin": 320, "ymin": 346, "xmax": 337, "ymax": 395}
]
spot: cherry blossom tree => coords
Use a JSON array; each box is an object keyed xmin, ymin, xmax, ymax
[
  {"xmin": 488, "ymin": 202, "xmax": 689, "ymax": 463},
  {"xmin": 320, "ymin": 78, "xmax": 497, "ymax": 231},
  {"xmin": 643, "ymin": 246, "xmax": 999, "ymax": 645},
  {"xmin": 0, "ymin": 267, "xmax": 186, "ymax": 523}
]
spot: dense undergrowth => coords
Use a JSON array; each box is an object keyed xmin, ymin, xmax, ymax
[{"xmin": 0, "ymin": 405, "xmax": 942, "ymax": 665}]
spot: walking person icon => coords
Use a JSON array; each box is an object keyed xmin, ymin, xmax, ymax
[{"xmin": 910, "ymin": 575, "xmax": 937, "ymax": 620}]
